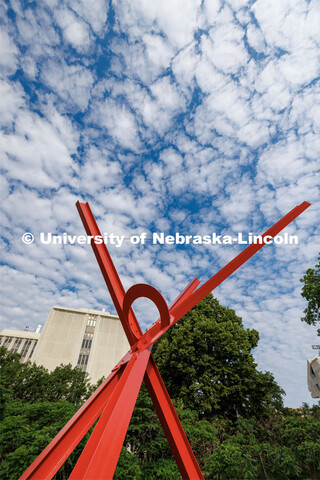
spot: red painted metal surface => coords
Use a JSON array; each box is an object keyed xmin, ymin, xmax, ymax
[
  {"xmin": 137, "ymin": 201, "xmax": 312, "ymax": 350},
  {"xmin": 123, "ymin": 283, "xmax": 171, "ymax": 331},
  {"xmin": 70, "ymin": 348, "xmax": 151, "ymax": 480},
  {"xmin": 76, "ymin": 201, "xmax": 142, "ymax": 345},
  {"xmin": 170, "ymin": 201, "xmax": 311, "ymax": 323},
  {"xmin": 20, "ymin": 200, "xmax": 310, "ymax": 480},
  {"xmin": 19, "ymin": 365, "xmax": 124, "ymax": 480},
  {"xmin": 144, "ymin": 355, "xmax": 205, "ymax": 480}
]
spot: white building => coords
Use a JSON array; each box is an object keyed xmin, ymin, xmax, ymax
[
  {"xmin": 0, "ymin": 306, "xmax": 129, "ymax": 384},
  {"xmin": 307, "ymin": 356, "xmax": 320, "ymax": 398},
  {"xmin": 0, "ymin": 329, "xmax": 40, "ymax": 362}
]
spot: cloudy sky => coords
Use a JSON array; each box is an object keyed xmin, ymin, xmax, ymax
[{"xmin": 1, "ymin": 0, "xmax": 319, "ymax": 407}]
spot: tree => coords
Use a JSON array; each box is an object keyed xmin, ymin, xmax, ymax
[
  {"xmin": 0, "ymin": 347, "xmax": 93, "ymax": 406},
  {"xmin": 300, "ymin": 253, "xmax": 320, "ymax": 335},
  {"xmin": 123, "ymin": 384, "xmax": 218, "ymax": 479},
  {"xmin": 153, "ymin": 294, "xmax": 284, "ymax": 421},
  {"xmin": 1, "ymin": 315, "xmax": 319, "ymax": 479},
  {"xmin": 206, "ymin": 407, "xmax": 320, "ymax": 480},
  {"xmin": 114, "ymin": 448, "xmax": 142, "ymax": 480},
  {"xmin": 0, "ymin": 347, "xmax": 99, "ymax": 480},
  {"xmin": 0, "ymin": 399, "xmax": 79, "ymax": 480}
]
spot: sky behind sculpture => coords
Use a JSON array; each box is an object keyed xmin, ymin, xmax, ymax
[{"xmin": 0, "ymin": 0, "xmax": 319, "ymax": 407}]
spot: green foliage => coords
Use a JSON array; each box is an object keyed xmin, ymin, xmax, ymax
[
  {"xmin": 300, "ymin": 253, "xmax": 320, "ymax": 335},
  {"xmin": 207, "ymin": 440, "xmax": 259, "ymax": 480},
  {"xmin": 1, "ymin": 297, "xmax": 319, "ymax": 480},
  {"xmin": 278, "ymin": 408, "xmax": 320, "ymax": 479},
  {"xmin": 140, "ymin": 458, "xmax": 180, "ymax": 480},
  {"xmin": 257, "ymin": 443, "xmax": 301, "ymax": 479},
  {"xmin": 118, "ymin": 386, "xmax": 181, "ymax": 479},
  {"xmin": 114, "ymin": 448, "xmax": 142, "ymax": 480},
  {"xmin": 0, "ymin": 347, "xmax": 96, "ymax": 479},
  {"xmin": 205, "ymin": 408, "xmax": 320, "ymax": 480},
  {"xmin": 0, "ymin": 399, "xmax": 78, "ymax": 480},
  {"xmin": 125, "ymin": 385, "xmax": 219, "ymax": 477},
  {"xmin": 176, "ymin": 406, "xmax": 218, "ymax": 466},
  {"xmin": 153, "ymin": 294, "xmax": 284, "ymax": 420},
  {"xmin": 0, "ymin": 346, "xmax": 91, "ymax": 406}
]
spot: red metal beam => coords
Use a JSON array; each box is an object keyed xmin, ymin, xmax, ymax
[
  {"xmin": 168, "ymin": 276, "xmax": 200, "ymax": 310},
  {"xmin": 19, "ymin": 365, "xmax": 125, "ymax": 480},
  {"xmin": 171, "ymin": 201, "xmax": 311, "ymax": 321},
  {"xmin": 69, "ymin": 348, "xmax": 151, "ymax": 480},
  {"xmin": 76, "ymin": 201, "xmax": 201, "ymax": 344},
  {"xmin": 137, "ymin": 201, "xmax": 311, "ymax": 349},
  {"xmin": 76, "ymin": 201, "xmax": 142, "ymax": 345},
  {"xmin": 20, "ymin": 200, "xmax": 310, "ymax": 480},
  {"xmin": 145, "ymin": 356, "xmax": 205, "ymax": 480}
]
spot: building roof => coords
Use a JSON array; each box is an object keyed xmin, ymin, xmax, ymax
[
  {"xmin": 0, "ymin": 329, "xmax": 41, "ymax": 340},
  {"xmin": 52, "ymin": 305, "xmax": 119, "ymax": 319}
]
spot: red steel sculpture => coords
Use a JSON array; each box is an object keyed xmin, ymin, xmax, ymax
[{"xmin": 20, "ymin": 200, "xmax": 311, "ymax": 480}]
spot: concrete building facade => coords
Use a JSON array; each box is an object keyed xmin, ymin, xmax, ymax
[
  {"xmin": 0, "ymin": 306, "xmax": 130, "ymax": 384},
  {"xmin": 0, "ymin": 329, "xmax": 40, "ymax": 362},
  {"xmin": 307, "ymin": 356, "xmax": 320, "ymax": 398},
  {"xmin": 31, "ymin": 306, "xmax": 129, "ymax": 384}
]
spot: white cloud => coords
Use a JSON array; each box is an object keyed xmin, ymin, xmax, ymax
[
  {"xmin": 252, "ymin": 0, "xmax": 320, "ymax": 53},
  {"xmin": 114, "ymin": 0, "xmax": 201, "ymax": 48},
  {"xmin": 54, "ymin": 8, "xmax": 91, "ymax": 50},
  {"xmin": 0, "ymin": 105, "xmax": 78, "ymax": 189},
  {"xmin": 204, "ymin": 21, "xmax": 249, "ymax": 74},
  {"xmin": 16, "ymin": 5, "xmax": 60, "ymax": 55},
  {"xmin": 73, "ymin": 147, "xmax": 122, "ymax": 194},
  {"xmin": 289, "ymin": 86, "xmax": 320, "ymax": 135},
  {"xmin": 278, "ymin": 50, "xmax": 320, "ymax": 88},
  {"xmin": 219, "ymin": 176, "xmax": 255, "ymax": 223},
  {"xmin": 91, "ymin": 98, "xmax": 141, "ymax": 151},
  {"xmin": 199, "ymin": 0, "xmax": 221, "ymax": 27},
  {"xmin": 172, "ymin": 44, "xmax": 198, "ymax": 96},
  {"xmin": 110, "ymin": 35, "xmax": 174, "ymax": 84},
  {"xmin": 0, "ymin": 0, "xmax": 319, "ymax": 410},
  {"xmin": 257, "ymin": 135, "xmax": 319, "ymax": 186},
  {"xmin": 68, "ymin": 0, "xmax": 108, "ymax": 35},
  {"xmin": 237, "ymin": 120, "xmax": 270, "ymax": 147},
  {"xmin": 41, "ymin": 60, "xmax": 94, "ymax": 110},
  {"xmin": 195, "ymin": 57, "xmax": 226, "ymax": 94},
  {"xmin": 131, "ymin": 76, "xmax": 187, "ymax": 134},
  {"xmin": 0, "ymin": 80, "xmax": 24, "ymax": 127},
  {"xmin": 143, "ymin": 33, "xmax": 175, "ymax": 72},
  {"xmin": 0, "ymin": 30, "xmax": 19, "ymax": 74},
  {"xmin": 20, "ymin": 56, "xmax": 38, "ymax": 79},
  {"xmin": 246, "ymin": 23, "xmax": 266, "ymax": 52}
]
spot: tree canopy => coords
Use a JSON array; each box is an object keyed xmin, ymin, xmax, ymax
[
  {"xmin": 1, "ymin": 295, "xmax": 319, "ymax": 480},
  {"xmin": 300, "ymin": 253, "xmax": 320, "ymax": 335},
  {"xmin": 0, "ymin": 347, "xmax": 98, "ymax": 480},
  {"xmin": 153, "ymin": 294, "xmax": 284, "ymax": 420}
]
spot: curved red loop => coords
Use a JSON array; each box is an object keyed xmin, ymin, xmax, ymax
[{"xmin": 123, "ymin": 284, "xmax": 171, "ymax": 340}]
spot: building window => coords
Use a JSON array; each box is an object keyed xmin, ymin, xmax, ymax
[
  {"xmin": 87, "ymin": 316, "xmax": 97, "ymax": 328},
  {"xmin": 77, "ymin": 315, "xmax": 97, "ymax": 372},
  {"xmin": 3, "ymin": 337, "xmax": 12, "ymax": 347},
  {"xmin": 12, "ymin": 338, "xmax": 22, "ymax": 353},
  {"xmin": 81, "ymin": 339, "xmax": 92, "ymax": 349},
  {"xmin": 77, "ymin": 353, "xmax": 89, "ymax": 372},
  {"xmin": 28, "ymin": 341, "xmax": 37, "ymax": 359},
  {"xmin": 21, "ymin": 340, "xmax": 32, "ymax": 357}
]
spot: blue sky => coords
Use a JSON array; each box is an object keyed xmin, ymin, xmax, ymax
[{"xmin": 0, "ymin": 0, "xmax": 319, "ymax": 407}]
